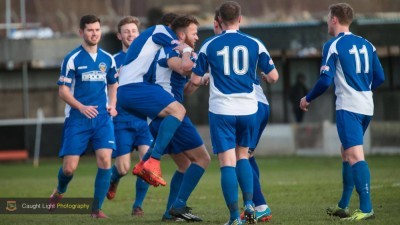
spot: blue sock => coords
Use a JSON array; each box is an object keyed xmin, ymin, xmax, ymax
[
  {"xmin": 338, "ymin": 161, "xmax": 354, "ymax": 209},
  {"xmin": 252, "ymin": 166, "xmax": 267, "ymax": 207},
  {"xmin": 93, "ymin": 168, "xmax": 112, "ymax": 211},
  {"xmin": 352, "ymin": 161, "xmax": 372, "ymax": 213},
  {"xmin": 172, "ymin": 164, "xmax": 205, "ymax": 209},
  {"xmin": 249, "ymin": 156, "xmax": 260, "ymax": 178},
  {"xmin": 57, "ymin": 167, "xmax": 73, "ymax": 194},
  {"xmin": 165, "ymin": 171, "xmax": 184, "ymax": 217},
  {"xmin": 236, "ymin": 159, "xmax": 253, "ymax": 206},
  {"xmin": 133, "ymin": 177, "xmax": 150, "ymax": 208},
  {"xmin": 110, "ymin": 165, "xmax": 122, "ymax": 184},
  {"xmin": 221, "ymin": 166, "xmax": 239, "ymax": 221},
  {"xmin": 151, "ymin": 115, "xmax": 181, "ymax": 160}
]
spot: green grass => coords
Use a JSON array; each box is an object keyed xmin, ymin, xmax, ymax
[{"xmin": 1, "ymin": 155, "xmax": 400, "ymax": 225}]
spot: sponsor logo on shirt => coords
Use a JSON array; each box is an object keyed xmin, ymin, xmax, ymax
[
  {"xmin": 59, "ymin": 76, "xmax": 72, "ymax": 83},
  {"xmin": 82, "ymin": 71, "xmax": 106, "ymax": 81},
  {"xmin": 78, "ymin": 66, "xmax": 87, "ymax": 70},
  {"xmin": 99, "ymin": 62, "xmax": 107, "ymax": 72}
]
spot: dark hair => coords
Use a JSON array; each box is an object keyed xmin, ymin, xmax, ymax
[
  {"xmin": 171, "ymin": 15, "xmax": 199, "ymax": 33},
  {"xmin": 214, "ymin": 9, "xmax": 222, "ymax": 29},
  {"xmin": 329, "ymin": 3, "xmax": 354, "ymax": 25},
  {"xmin": 117, "ymin": 16, "xmax": 140, "ymax": 33},
  {"xmin": 79, "ymin": 15, "xmax": 101, "ymax": 30},
  {"xmin": 160, "ymin": 13, "xmax": 179, "ymax": 26},
  {"xmin": 218, "ymin": 1, "xmax": 241, "ymax": 25}
]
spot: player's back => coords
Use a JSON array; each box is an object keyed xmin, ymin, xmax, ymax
[
  {"xmin": 324, "ymin": 32, "xmax": 384, "ymax": 115},
  {"xmin": 194, "ymin": 30, "xmax": 269, "ymax": 115},
  {"xmin": 118, "ymin": 25, "xmax": 178, "ymax": 86}
]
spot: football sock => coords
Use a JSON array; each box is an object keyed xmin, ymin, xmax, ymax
[
  {"xmin": 57, "ymin": 167, "xmax": 73, "ymax": 194},
  {"xmin": 165, "ymin": 170, "xmax": 184, "ymax": 216},
  {"xmin": 236, "ymin": 159, "xmax": 254, "ymax": 206},
  {"xmin": 93, "ymin": 168, "xmax": 112, "ymax": 211},
  {"xmin": 221, "ymin": 166, "xmax": 239, "ymax": 221},
  {"xmin": 133, "ymin": 177, "xmax": 150, "ymax": 208},
  {"xmin": 252, "ymin": 165, "xmax": 267, "ymax": 207},
  {"xmin": 110, "ymin": 165, "xmax": 122, "ymax": 184},
  {"xmin": 172, "ymin": 163, "xmax": 205, "ymax": 209},
  {"xmin": 352, "ymin": 161, "xmax": 372, "ymax": 213},
  {"xmin": 151, "ymin": 115, "xmax": 181, "ymax": 160},
  {"xmin": 249, "ymin": 156, "xmax": 260, "ymax": 177},
  {"xmin": 338, "ymin": 161, "xmax": 354, "ymax": 209}
]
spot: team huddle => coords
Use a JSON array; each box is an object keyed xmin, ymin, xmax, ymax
[{"xmin": 49, "ymin": 1, "xmax": 384, "ymax": 224}]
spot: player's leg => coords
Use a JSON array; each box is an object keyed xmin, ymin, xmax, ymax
[
  {"xmin": 107, "ymin": 153, "xmax": 130, "ymax": 200},
  {"xmin": 120, "ymin": 84, "xmax": 185, "ymax": 186},
  {"xmin": 336, "ymin": 110, "xmax": 374, "ymax": 221},
  {"xmin": 162, "ymin": 153, "xmax": 190, "ymax": 222},
  {"xmin": 92, "ymin": 148, "xmax": 113, "ymax": 218},
  {"xmin": 169, "ymin": 146, "xmax": 209, "ymax": 222},
  {"xmin": 107, "ymin": 122, "xmax": 136, "ymax": 200},
  {"xmin": 49, "ymin": 155, "xmax": 80, "ymax": 211},
  {"xmin": 132, "ymin": 144, "xmax": 151, "ymax": 216},
  {"xmin": 91, "ymin": 114, "xmax": 115, "ymax": 218},
  {"xmin": 247, "ymin": 103, "xmax": 271, "ymax": 222},
  {"xmin": 50, "ymin": 118, "xmax": 89, "ymax": 211},
  {"xmin": 210, "ymin": 112, "xmax": 241, "ymax": 224},
  {"xmin": 326, "ymin": 146, "xmax": 352, "ymax": 218},
  {"xmin": 235, "ymin": 113, "xmax": 257, "ymax": 224}
]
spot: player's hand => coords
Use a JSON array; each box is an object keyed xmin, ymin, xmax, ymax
[
  {"xmin": 173, "ymin": 43, "xmax": 191, "ymax": 54},
  {"xmin": 107, "ymin": 106, "xmax": 118, "ymax": 117},
  {"xmin": 201, "ymin": 73, "xmax": 210, "ymax": 86},
  {"xmin": 299, "ymin": 97, "xmax": 310, "ymax": 112},
  {"xmin": 79, "ymin": 105, "xmax": 98, "ymax": 119}
]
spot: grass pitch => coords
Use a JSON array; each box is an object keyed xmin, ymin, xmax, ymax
[{"xmin": 0, "ymin": 155, "xmax": 399, "ymax": 225}]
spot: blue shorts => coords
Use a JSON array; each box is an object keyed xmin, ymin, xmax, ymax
[
  {"xmin": 209, "ymin": 112, "xmax": 257, "ymax": 154},
  {"xmin": 249, "ymin": 103, "xmax": 270, "ymax": 151},
  {"xmin": 113, "ymin": 119, "xmax": 153, "ymax": 158},
  {"xmin": 336, "ymin": 110, "xmax": 372, "ymax": 150},
  {"xmin": 149, "ymin": 116, "xmax": 203, "ymax": 155},
  {"xmin": 117, "ymin": 83, "xmax": 176, "ymax": 119},
  {"xmin": 59, "ymin": 114, "xmax": 116, "ymax": 157}
]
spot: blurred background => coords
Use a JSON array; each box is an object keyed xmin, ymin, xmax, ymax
[{"xmin": 0, "ymin": 0, "xmax": 399, "ymax": 160}]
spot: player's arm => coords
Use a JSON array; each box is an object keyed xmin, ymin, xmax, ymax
[
  {"xmin": 167, "ymin": 50, "xmax": 193, "ymax": 76},
  {"xmin": 184, "ymin": 73, "xmax": 202, "ymax": 95},
  {"xmin": 107, "ymin": 83, "xmax": 118, "ymax": 117},
  {"xmin": 371, "ymin": 51, "xmax": 385, "ymax": 90},
  {"xmin": 261, "ymin": 69, "xmax": 279, "ymax": 84},
  {"xmin": 59, "ymin": 85, "xmax": 98, "ymax": 118}
]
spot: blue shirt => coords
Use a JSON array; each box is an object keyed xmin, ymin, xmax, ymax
[
  {"xmin": 58, "ymin": 45, "xmax": 117, "ymax": 118},
  {"xmin": 151, "ymin": 46, "xmax": 190, "ymax": 103},
  {"xmin": 118, "ymin": 25, "xmax": 179, "ymax": 86},
  {"xmin": 306, "ymin": 32, "xmax": 385, "ymax": 115},
  {"xmin": 192, "ymin": 30, "xmax": 275, "ymax": 115}
]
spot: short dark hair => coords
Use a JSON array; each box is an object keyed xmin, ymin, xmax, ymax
[
  {"xmin": 160, "ymin": 13, "xmax": 179, "ymax": 26},
  {"xmin": 329, "ymin": 3, "xmax": 354, "ymax": 25},
  {"xmin": 117, "ymin": 16, "xmax": 140, "ymax": 33},
  {"xmin": 80, "ymin": 15, "xmax": 101, "ymax": 30},
  {"xmin": 218, "ymin": 1, "xmax": 241, "ymax": 25},
  {"xmin": 171, "ymin": 15, "xmax": 199, "ymax": 33}
]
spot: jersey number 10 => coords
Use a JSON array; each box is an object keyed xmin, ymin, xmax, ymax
[
  {"xmin": 217, "ymin": 46, "xmax": 249, "ymax": 76},
  {"xmin": 349, "ymin": 45, "xmax": 369, "ymax": 74}
]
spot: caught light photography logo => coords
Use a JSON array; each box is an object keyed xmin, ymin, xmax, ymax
[{"xmin": 1, "ymin": 198, "xmax": 96, "ymax": 214}]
